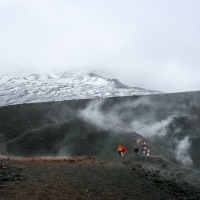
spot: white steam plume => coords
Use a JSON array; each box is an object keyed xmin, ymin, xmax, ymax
[
  {"xmin": 79, "ymin": 96, "xmax": 196, "ymax": 168},
  {"xmin": 175, "ymin": 137, "xmax": 193, "ymax": 166},
  {"xmin": 79, "ymin": 100, "xmax": 126, "ymax": 132},
  {"xmin": 130, "ymin": 115, "xmax": 174, "ymax": 138}
]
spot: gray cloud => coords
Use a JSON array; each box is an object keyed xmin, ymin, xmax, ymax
[{"xmin": 0, "ymin": 0, "xmax": 200, "ymax": 92}]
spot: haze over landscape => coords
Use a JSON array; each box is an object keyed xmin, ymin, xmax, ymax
[
  {"xmin": 1, "ymin": 0, "xmax": 200, "ymax": 93},
  {"xmin": 1, "ymin": 1, "xmax": 200, "ymax": 199}
]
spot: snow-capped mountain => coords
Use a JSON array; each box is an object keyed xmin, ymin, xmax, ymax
[{"xmin": 0, "ymin": 70, "xmax": 162, "ymax": 107}]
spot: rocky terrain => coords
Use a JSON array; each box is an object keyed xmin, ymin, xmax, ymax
[{"xmin": 1, "ymin": 155, "xmax": 200, "ymax": 199}]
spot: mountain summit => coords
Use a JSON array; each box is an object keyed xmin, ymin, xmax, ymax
[{"xmin": 0, "ymin": 70, "xmax": 161, "ymax": 106}]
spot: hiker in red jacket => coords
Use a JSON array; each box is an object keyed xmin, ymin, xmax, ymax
[{"xmin": 121, "ymin": 146, "xmax": 128, "ymax": 156}]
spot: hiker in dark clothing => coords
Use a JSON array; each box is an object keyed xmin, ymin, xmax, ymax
[{"xmin": 134, "ymin": 147, "xmax": 139, "ymax": 156}]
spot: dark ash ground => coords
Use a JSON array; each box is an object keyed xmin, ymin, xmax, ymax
[{"xmin": 1, "ymin": 155, "xmax": 200, "ymax": 200}]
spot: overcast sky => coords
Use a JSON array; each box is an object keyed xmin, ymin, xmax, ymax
[{"xmin": 0, "ymin": 0, "xmax": 200, "ymax": 92}]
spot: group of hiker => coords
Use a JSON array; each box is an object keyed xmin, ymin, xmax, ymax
[
  {"xmin": 136, "ymin": 137, "xmax": 151, "ymax": 156},
  {"xmin": 117, "ymin": 135, "xmax": 150, "ymax": 157},
  {"xmin": 117, "ymin": 145, "xmax": 128, "ymax": 156},
  {"xmin": 117, "ymin": 145, "xmax": 140, "ymax": 157}
]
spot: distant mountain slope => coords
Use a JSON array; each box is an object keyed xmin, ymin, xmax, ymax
[
  {"xmin": 0, "ymin": 70, "xmax": 161, "ymax": 106},
  {"xmin": 1, "ymin": 91, "xmax": 200, "ymax": 170}
]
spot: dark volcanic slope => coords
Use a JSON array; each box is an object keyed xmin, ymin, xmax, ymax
[{"xmin": 1, "ymin": 91, "xmax": 200, "ymax": 169}]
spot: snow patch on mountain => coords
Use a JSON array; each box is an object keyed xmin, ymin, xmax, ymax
[{"xmin": 0, "ymin": 70, "xmax": 162, "ymax": 107}]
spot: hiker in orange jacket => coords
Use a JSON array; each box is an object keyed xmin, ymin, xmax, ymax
[{"xmin": 117, "ymin": 146, "xmax": 123, "ymax": 156}]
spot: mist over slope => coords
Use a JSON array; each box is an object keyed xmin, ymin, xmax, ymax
[
  {"xmin": 1, "ymin": 91, "xmax": 200, "ymax": 170},
  {"xmin": 0, "ymin": 70, "xmax": 161, "ymax": 107}
]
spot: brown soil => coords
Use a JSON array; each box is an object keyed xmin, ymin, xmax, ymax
[{"xmin": 1, "ymin": 155, "xmax": 200, "ymax": 200}]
